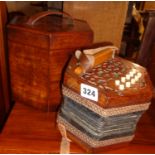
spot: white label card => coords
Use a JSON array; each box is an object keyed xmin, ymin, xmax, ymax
[{"xmin": 80, "ymin": 83, "xmax": 98, "ymax": 102}]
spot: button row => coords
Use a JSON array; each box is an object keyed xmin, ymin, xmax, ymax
[{"xmin": 115, "ymin": 69, "xmax": 142, "ymax": 90}]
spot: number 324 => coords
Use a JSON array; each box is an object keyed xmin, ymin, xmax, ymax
[{"xmin": 82, "ymin": 88, "xmax": 95, "ymax": 97}]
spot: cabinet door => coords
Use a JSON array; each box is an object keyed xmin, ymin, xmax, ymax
[{"xmin": 0, "ymin": 2, "xmax": 11, "ymax": 129}]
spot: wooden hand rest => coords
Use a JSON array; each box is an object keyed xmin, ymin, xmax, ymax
[{"xmin": 74, "ymin": 46, "xmax": 118, "ymax": 76}]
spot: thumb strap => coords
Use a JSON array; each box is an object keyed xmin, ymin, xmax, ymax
[{"xmin": 58, "ymin": 123, "xmax": 71, "ymax": 154}]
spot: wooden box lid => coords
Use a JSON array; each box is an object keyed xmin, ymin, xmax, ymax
[{"xmin": 7, "ymin": 11, "xmax": 93, "ymax": 50}]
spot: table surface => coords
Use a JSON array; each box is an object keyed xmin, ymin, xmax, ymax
[{"xmin": 0, "ymin": 98, "xmax": 155, "ymax": 153}]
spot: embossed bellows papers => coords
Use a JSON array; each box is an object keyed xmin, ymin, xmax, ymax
[{"xmin": 57, "ymin": 46, "xmax": 153, "ymax": 152}]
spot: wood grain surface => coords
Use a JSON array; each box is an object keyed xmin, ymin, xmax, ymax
[{"xmin": 8, "ymin": 13, "xmax": 93, "ymax": 111}]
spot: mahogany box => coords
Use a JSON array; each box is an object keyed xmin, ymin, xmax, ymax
[
  {"xmin": 7, "ymin": 11, "xmax": 93, "ymax": 111},
  {"xmin": 57, "ymin": 46, "xmax": 153, "ymax": 152}
]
